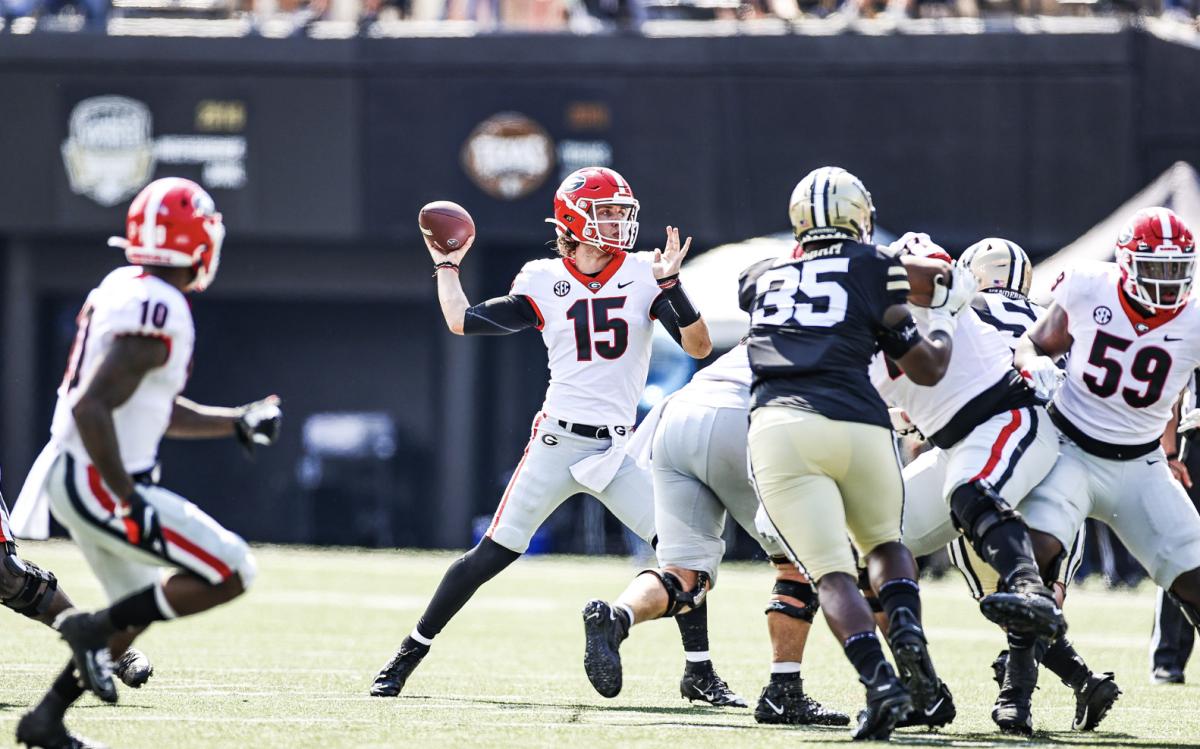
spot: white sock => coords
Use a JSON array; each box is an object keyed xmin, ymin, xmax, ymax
[
  {"xmin": 409, "ymin": 628, "xmax": 434, "ymax": 646},
  {"xmin": 617, "ymin": 604, "xmax": 636, "ymax": 627},
  {"xmin": 685, "ymin": 650, "xmax": 712, "ymax": 663},
  {"xmin": 771, "ymin": 661, "xmax": 802, "ymax": 674}
]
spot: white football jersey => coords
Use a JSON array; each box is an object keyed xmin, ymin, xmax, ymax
[
  {"xmin": 1052, "ymin": 262, "xmax": 1200, "ymax": 444},
  {"xmin": 51, "ymin": 267, "xmax": 195, "ymax": 474},
  {"xmin": 511, "ymin": 251, "xmax": 661, "ymax": 426},
  {"xmin": 871, "ymin": 303, "xmax": 1015, "ymax": 436},
  {"xmin": 972, "ymin": 289, "xmax": 1044, "ymax": 351},
  {"xmin": 672, "ymin": 342, "xmax": 751, "ymax": 410}
]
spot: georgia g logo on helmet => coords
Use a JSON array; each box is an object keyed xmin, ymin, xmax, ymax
[
  {"xmin": 1115, "ymin": 207, "xmax": 1196, "ymax": 311},
  {"xmin": 788, "ymin": 166, "xmax": 875, "ymax": 246},
  {"xmin": 107, "ymin": 177, "xmax": 226, "ymax": 293}
]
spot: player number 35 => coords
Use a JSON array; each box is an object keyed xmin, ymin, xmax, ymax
[{"xmin": 751, "ymin": 258, "xmax": 849, "ymax": 327}]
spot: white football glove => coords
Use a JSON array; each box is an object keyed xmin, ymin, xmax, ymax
[
  {"xmin": 928, "ymin": 265, "xmax": 978, "ymax": 315},
  {"xmin": 235, "ymin": 396, "xmax": 283, "ymax": 454},
  {"xmin": 1180, "ymin": 407, "xmax": 1200, "ymax": 435},
  {"xmin": 889, "ymin": 231, "xmax": 945, "ymax": 258},
  {"xmin": 888, "ymin": 407, "xmax": 926, "ymax": 442},
  {"xmin": 1020, "ymin": 356, "xmax": 1065, "ymax": 402}
]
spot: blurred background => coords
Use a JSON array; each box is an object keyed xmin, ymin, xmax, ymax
[{"xmin": 0, "ymin": 16, "xmax": 1198, "ymax": 588}]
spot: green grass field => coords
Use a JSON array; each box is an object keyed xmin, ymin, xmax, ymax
[{"xmin": 2, "ymin": 540, "xmax": 1198, "ymax": 749}]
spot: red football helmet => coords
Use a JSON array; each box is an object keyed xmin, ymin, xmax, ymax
[
  {"xmin": 1115, "ymin": 207, "xmax": 1196, "ymax": 310},
  {"xmin": 108, "ymin": 177, "xmax": 225, "ymax": 292},
  {"xmin": 547, "ymin": 167, "xmax": 639, "ymax": 254}
]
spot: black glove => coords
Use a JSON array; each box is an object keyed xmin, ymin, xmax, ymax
[
  {"xmin": 235, "ymin": 396, "xmax": 283, "ymax": 455},
  {"xmin": 118, "ymin": 487, "xmax": 165, "ymax": 553}
]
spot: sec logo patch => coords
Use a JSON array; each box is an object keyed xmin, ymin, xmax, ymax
[
  {"xmin": 1093, "ymin": 306, "xmax": 1112, "ymax": 325},
  {"xmin": 553, "ymin": 281, "xmax": 570, "ymax": 297}
]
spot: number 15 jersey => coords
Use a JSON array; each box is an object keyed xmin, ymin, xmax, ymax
[
  {"xmin": 510, "ymin": 251, "xmax": 661, "ymax": 427},
  {"xmin": 1051, "ymin": 261, "xmax": 1200, "ymax": 445},
  {"xmin": 738, "ymin": 241, "xmax": 910, "ymax": 429}
]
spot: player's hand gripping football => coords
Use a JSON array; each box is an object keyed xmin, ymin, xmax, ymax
[
  {"xmin": 117, "ymin": 487, "xmax": 166, "ymax": 552},
  {"xmin": 424, "ymin": 232, "xmax": 473, "ymax": 270},
  {"xmin": 235, "ymin": 395, "xmax": 283, "ymax": 455},
  {"xmin": 652, "ymin": 226, "xmax": 693, "ymax": 280},
  {"xmin": 929, "ymin": 265, "xmax": 977, "ymax": 315}
]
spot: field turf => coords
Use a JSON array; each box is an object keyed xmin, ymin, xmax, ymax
[{"xmin": 2, "ymin": 540, "xmax": 1197, "ymax": 748}]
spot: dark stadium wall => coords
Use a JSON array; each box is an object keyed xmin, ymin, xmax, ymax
[{"xmin": 0, "ymin": 29, "xmax": 1198, "ymax": 548}]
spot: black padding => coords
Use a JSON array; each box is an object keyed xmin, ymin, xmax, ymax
[
  {"xmin": 637, "ymin": 569, "xmax": 709, "ymax": 618},
  {"xmin": 950, "ymin": 479, "xmax": 1024, "ymax": 547},
  {"xmin": 1, "ymin": 555, "xmax": 58, "ymax": 619}
]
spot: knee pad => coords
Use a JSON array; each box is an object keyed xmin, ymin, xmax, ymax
[
  {"xmin": 637, "ymin": 569, "xmax": 709, "ymax": 618},
  {"xmin": 765, "ymin": 578, "xmax": 818, "ymax": 622},
  {"xmin": 1, "ymin": 554, "xmax": 58, "ymax": 619},
  {"xmin": 950, "ymin": 480, "xmax": 1024, "ymax": 547}
]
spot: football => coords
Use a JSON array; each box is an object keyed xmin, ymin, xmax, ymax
[
  {"xmin": 902, "ymin": 255, "xmax": 953, "ymax": 307},
  {"xmin": 419, "ymin": 200, "xmax": 475, "ymax": 254}
]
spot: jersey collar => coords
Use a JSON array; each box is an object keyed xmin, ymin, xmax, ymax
[
  {"xmin": 1117, "ymin": 287, "xmax": 1186, "ymax": 336},
  {"xmin": 563, "ymin": 251, "xmax": 626, "ymax": 293}
]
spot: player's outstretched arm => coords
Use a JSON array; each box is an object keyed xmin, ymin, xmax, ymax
[
  {"xmin": 652, "ymin": 226, "xmax": 711, "ymax": 359},
  {"xmin": 426, "ymin": 234, "xmax": 472, "ymax": 335},
  {"xmin": 72, "ymin": 336, "xmax": 167, "ymax": 500},
  {"xmin": 167, "ymin": 395, "xmax": 282, "ymax": 454}
]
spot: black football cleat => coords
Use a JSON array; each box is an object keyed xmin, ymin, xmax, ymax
[
  {"xmin": 1151, "ymin": 665, "xmax": 1185, "ymax": 685},
  {"xmin": 53, "ymin": 611, "xmax": 117, "ymax": 704},
  {"xmin": 886, "ymin": 607, "xmax": 952, "ymax": 726},
  {"xmin": 992, "ymin": 648, "xmax": 1037, "ymax": 736},
  {"xmin": 370, "ymin": 644, "xmax": 426, "ymax": 697},
  {"xmin": 582, "ymin": 600, "xmax": 629, "ymax": 699},
  {"xmin": 754, "ymin": 676, "xmax": 850, "ymax": 726},
  {"xmin": 979, "ymin": 584, "xmax": 1065, "ymax": 641},
  {"xmin": 16, "ymin": 704, "xmax": 107, "ymax": 749},
  {"xmin": 680, "ymin": 666, "xmax": 748, "ymax": 707},
  {"xmin": 895, "ymin": 682, "xmax": 956, "ymax": 729},
  {"xmin": 114, "ymin": 648, "xmax": 154, "ymax": 689},
  {"xmin": 851, "ymin": 672, "xmax": 912, "ymax": 741},
  {"xmin": 1072, "ymin": 672, "xmax": 1120, "ymax": 731}
]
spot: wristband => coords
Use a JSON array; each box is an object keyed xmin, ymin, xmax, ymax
[
  {"xmin": 1167, "ymin": 451, "xmax": 1179, "ymax": 461},
  {"xmin": 657, "ymin": 273, "xmax": 680, "ymax": 290},
  {"xmin": 661, "ymin": 281, "xmax": 701, "ymax": 327},
  {"xmin": 432, "ymin": 262, "xmax": 459, "ymax": 276}
]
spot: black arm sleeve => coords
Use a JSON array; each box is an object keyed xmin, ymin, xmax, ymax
[
  {"xmin": 877, "ymin": 306, "xmax": 922, "ymax": 359},
  {"xmin": 650, "ymin": 294, "xmax": 683, "ymax": 345},
  {"xmin": 463, "ymin": 295, "xmax": 541, "ymax": 336}
]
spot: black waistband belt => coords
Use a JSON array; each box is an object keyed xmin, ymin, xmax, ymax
[
  {"xmin": 557, "ymin": 419, "xmax": 627, "ymax": 440},
  {"xmin": 1048, "ymin": 403, "xmax": 1159, "ymax": 461}
]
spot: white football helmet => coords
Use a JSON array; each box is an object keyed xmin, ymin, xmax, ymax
[{"xmin": 958, "ymin": 237, "xmax": 1032, "ymax": 296}]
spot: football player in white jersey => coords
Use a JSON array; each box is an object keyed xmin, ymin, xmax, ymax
[
  {"xmin": 884, "ymin": 237, "xmax": 1118, "ymax": 735},
  {"xmin": 1017, "ymin": 207, "xmax": 1200, "ymax": 707},
  {"xmin": 13, "ymin": 178, "xmax": 280, "ymax": 749},
  {"xmin": 370, "ymin": 167, "xmax": 717, "ymax": 701},
  {"xmin": 581, "ymin": 344, "xmax": 849, "ymax": 726}
]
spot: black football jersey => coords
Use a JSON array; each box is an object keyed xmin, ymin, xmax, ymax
[{"xmin": 737, "ymin": 241, "xmax": 910, "ymax": 428}]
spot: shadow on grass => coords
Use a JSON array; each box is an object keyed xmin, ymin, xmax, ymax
[{"xmin": 891, "ymin": 729, "xmax": 1200, "ymax": 749}]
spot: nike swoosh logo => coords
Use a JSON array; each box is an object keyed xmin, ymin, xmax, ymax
[
  {"xmin": 617, "ymin": 281, "xmax": 634, "ymax": 289},
  {"xmin": 1148, "ymin": 460, "xmax": 1161, "ymax": 466},
  {"xmin": 1166, "ymin": 336, "xmax": 1184, "ymax": 342},
  {"xmin": 924, "ymin": 697, "xmax": 944, "ymax": 716},
  {"xmin": 765, "ymin": 698, "xmax": 785, "ymax": 715}
]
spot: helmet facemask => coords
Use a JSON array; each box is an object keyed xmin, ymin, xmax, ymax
[
  {"xmin": 579, "ymin": 197, "xmax": 639, "ymax": 254},
  {"xmin": 1122, "ymin": 249, "xmax": 1195, "ymax": 310},
  {"xmin": 187, "ymin": 213, "xmax": 225, "ymax": 292}
]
